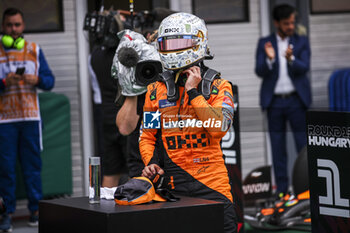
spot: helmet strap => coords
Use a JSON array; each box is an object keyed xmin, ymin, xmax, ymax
[
  {"xmin": 200, "ymin": 66, "xmax": 220, "ymax": 100},
  {"xmin": 160, "ymin": 70, "xmax": 179, "ymax": 102},
  {"xmin": 174, "ymin": 69, "xmax": 183, "ymax": 84}
]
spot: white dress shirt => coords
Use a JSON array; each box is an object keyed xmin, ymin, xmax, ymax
[{"xmin": 266, "ymin": 34, "xmax": 295, "ymax": 94}]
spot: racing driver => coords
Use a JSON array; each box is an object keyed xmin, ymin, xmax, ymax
[{"xmin": 139, "ymin": 12, "xmax": 237, "ymax": 233}]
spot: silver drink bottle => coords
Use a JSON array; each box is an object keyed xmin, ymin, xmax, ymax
[{"xmin": 89, "ymin": 157, "xmax": 101, "ymax": 204}]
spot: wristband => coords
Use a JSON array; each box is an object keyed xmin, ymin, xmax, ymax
[{"xmin": 187, "ymin": 88, "xmax": 201, "ymax": 102}]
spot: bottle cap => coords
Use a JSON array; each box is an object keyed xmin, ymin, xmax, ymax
[{"xmin": 89, "ymin": 157, "xmax": 100, "ymax": 165}]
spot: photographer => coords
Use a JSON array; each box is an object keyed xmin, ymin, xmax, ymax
[
  {"xmin": 88, "ymin": 8, "xmax": 173, "ymax": 182},
  {"xmin": 112, "ymin": 29, "xmax": 161, "ymax": 178},
  {"xmin": 0, "ymin": 8, "xmax": 55, "ymax": 231}
]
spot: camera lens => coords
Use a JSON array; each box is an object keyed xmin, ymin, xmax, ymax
[
  {"xmin": 135, "ymin": 60, "xmax": 162, "ymax": 86},
  {"xmin": 142, "ymin": 65, "xmax": 156, "ymax": 79}
]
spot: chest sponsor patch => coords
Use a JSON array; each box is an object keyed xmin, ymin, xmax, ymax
[{"xmin": 159, "ymin": 99, "xmax": 176, "ymax": 108}]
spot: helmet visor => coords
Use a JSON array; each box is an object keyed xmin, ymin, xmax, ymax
[{"xmin": 157, "ymin": 35, "xmax": 198, "ymax": 52}]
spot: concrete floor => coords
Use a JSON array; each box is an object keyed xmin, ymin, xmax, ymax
[
  {"xmin": 7, "ymin": 220, "xmax": 310, "ymax": 233},
  {"xmin": 8, "ymin": 219, "xmax": 37, "ymax": 233}
]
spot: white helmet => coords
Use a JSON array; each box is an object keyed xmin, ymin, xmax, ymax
[{"xmin": 157, "ymin": 12, "xmax": 208, "ymax": 70}]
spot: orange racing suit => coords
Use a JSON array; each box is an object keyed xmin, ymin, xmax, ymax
[{"xmin": 140, "ymin": 76, "xmax": 237, "ymax": 233}]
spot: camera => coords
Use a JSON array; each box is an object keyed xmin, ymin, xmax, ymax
[
  {"xmin": 83, "ymin": 6, "xmax": 175, "ymax": 49},
  {"xmin": 83, "ymin": 11, "xmax": 120, "ymax": 48},
  {"xmin": 135, "ymin": 60, "xmax": 162, "ymax": 86}
]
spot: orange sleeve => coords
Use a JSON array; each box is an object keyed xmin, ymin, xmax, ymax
[
  {"xmin": 189, "ymin": 79, "xmax": 234, "ymax": 138},
  {"xmin": 139, "ymin": 83, "xmax": 159, "ymax": 166}
]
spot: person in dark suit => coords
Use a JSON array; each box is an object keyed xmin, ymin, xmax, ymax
[{"xmin": 255, "ymin": 4, "xmax": 311, "ymax": 196}]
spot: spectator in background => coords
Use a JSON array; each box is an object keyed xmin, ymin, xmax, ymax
[
  {"xmin": 255, "ymin": 4, "xmax": 311, "ymax": 197},
  {"xmin": 112, "ymin": 29, "xmax": 158, "ymax": 178},
  {"xmin": 0, "ymin": 8, "xmax": 55, "ymax": 231},
  {"xmin": 113, "ymin": 8, "xmax": 175, "ymax": 178}
]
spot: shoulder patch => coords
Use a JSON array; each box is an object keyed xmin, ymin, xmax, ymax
[
  {"xmin": 148, "ymin": 82, "xmax": 155, "ymax": 91},
  {"xmin": 222, "ymin": 102, "xmax": 234, "ymax": 115},
  {"xmin": 211, "ymin": 85, "xmax": 219, "ymax": 95},
  {"xmin": 214, "ymin": 78, "xmax": 223, "ymax": 87},
  {"xmin": 150, "ymin": 88, "xmax": 157, "ymax": 101},
  {"xmin": 224, "ymin": 91, "xmax": 234, "ymax": 102}
]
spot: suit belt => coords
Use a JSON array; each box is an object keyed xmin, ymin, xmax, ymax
[{"xmin": 274, "ymin": 91, "xmax": 297, "ymax": 99}]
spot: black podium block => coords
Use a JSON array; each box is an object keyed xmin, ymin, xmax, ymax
[
  {"xmin": 39, "ymin": 196, "xmax": 224, "ymax": 233},
  {"xmin": 307, "ymin": 111, "xmax": 350, "ymax": 233}
]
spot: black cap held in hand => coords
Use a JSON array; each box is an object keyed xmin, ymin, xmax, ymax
[{"xmin": 118, "ymin": 47, "xmax": 140, "ymax": 67}]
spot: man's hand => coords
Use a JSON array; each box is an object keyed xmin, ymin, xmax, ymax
[
  {"xmin": 23, "ymin": 74, "xmax": 39, "ymax": 85},
  {"xmin": 285, "ymin": 44, "xmax": 293, "ymax": 62},
  {"xmin": 116, "ymin": 96, "xmax": 140, "ymax": 135},
  {"xmin": 142, "ymin": 164, "xmax": 164, "ymax": 179},
  {"xmin": 183, "ymin": 66, "xmax": 202, "ymax": 91},
  {"xmin": 5, "ymin": 72, "xmax": 22, "ymax": 86},
  {"xmin": 264, "ymin": 42, "xmax": 275, "ymax": 60}
]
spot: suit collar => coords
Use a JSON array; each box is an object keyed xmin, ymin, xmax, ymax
[
  {"xmin": 270, "ymin": 32, "xmax": 297, "ymax": 40},
  {"xmin": 275, "ymin": 33, "xmax": 290, "ymax": 43}
]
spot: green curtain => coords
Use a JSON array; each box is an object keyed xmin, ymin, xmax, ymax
[{"xmin": 16, "ymin": 92, "xmax": 72, "ymax": 198}]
